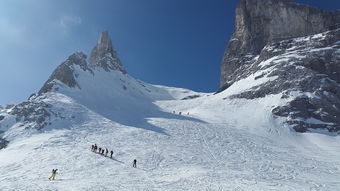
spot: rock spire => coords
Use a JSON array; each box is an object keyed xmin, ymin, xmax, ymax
[{"xmin": 89, "ymin": 31, "xmax": 126, "ymax": 73}]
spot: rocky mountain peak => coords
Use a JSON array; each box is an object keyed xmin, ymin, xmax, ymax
[
  {"xmin": 38, "ymin": 52, "xmax": 91, "ymax": 94},
  {"xmin": 38, "ymin": 31, "xmax": 127, "ymax": 95},
  {"xmin": 89, "ymin": 31, "xmax": 127, "ymax": 73},
  {"xmin": 93, "ymin": 31, "xmax": 114, "ymax": 59}
]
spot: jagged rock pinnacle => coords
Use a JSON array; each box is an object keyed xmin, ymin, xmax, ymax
[{"xmin": 89, "ymin": 31, "xmax": 127, "ymax": 73}]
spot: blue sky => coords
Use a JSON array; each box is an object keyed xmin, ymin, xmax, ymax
[{"xmin": 0, "ymin": 0, "xmax": 339, "ymax": 105}]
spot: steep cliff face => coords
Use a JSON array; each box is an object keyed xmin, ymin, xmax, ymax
[
  {"xmin": 220, "ymin": 0, "xmax": 340, "ymax": 88},
  {"xmin": 219, "ymin": 0, "xmax": 340, "ymax": 132}
]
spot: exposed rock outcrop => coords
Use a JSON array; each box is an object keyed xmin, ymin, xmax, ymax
[
  {"xmin": 219, "ymin": 0, "xmax": 340, "ymax": 132},
  {"xmin": 220, "ymin": 0, "xmax": 340, "ymax": 88},
  {"xmin": 230, "ymin": 30, "xmax": 340, "ymax": 132},
  {"xmin": 39, "ymin": 52, "xmax": 90, "ymax": 94},
  {"xmin": 9, "ymin": 99, "xmax": 52, "ymax": 130},
  {"xmin": 0, "ymin": 138, "xmax": 8, "ymax": 150}
]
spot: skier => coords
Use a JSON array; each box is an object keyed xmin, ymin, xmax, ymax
[
  {"xmin": 133, "ymin": 159, "xmax": 137, "ymax": 168},
  {"xmin": 105, "ymin": 148, "xmax": 108, "ymax": 157},
  {"xmin": 110, "ymin": 150, "xmax": 113, "ymax": 158},
  {"xmin": 49, "ymin": 169, "xmax": 58, "ymax": 180}
]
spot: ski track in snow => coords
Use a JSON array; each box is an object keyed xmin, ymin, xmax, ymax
[
  {"xmin": 0, "ymin": 71, "xmax": 339, "ymax": 190},
  {"xmin": 1, "ymin": 115, "xmax": 339, "ymax": 190}
]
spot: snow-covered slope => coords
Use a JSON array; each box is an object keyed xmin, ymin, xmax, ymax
[
  {"xmin": 1, "ymin": 76, "xmax": 340, "ymax": 190},
  {"xmin": 0, "ymin": 31, "xmax": 340, "ymax": 190}
]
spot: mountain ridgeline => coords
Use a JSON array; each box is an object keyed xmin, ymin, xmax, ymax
[
  {"xmin": 1, "ymin": 1, "xmax": 340, "ymax": 189},
  {"xmin": 0, "ymin": 31, "xmax": 129, "ymax": 134},
  {"xmin": 220, "ymin": 0, "xmax": 340, "ymax": 132},
  {"xmin": 39, "ymin": 31, "xmax": 126, "ymax": 94},
  {"xmin": 0, "ymin": 0, "xmax": 339, "ymax": 146}
]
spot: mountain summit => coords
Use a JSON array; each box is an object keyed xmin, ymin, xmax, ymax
[
  {"xmin": 39, "ymin": 31, "xmax": 126, "ymax": 94},
  {"xmin": 89, "ymin": 31, "xmax": 126, "ymax": 73},
  {"xmin": 1, "ymin": 31, "xmax": 132, "ymax": 132}
]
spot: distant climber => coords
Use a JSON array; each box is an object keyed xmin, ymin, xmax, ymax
[
  {"xmin": 101, "ymin": 149, "xmax": 104, "ymax": 155},
  {"xmin": 110, "ymin": 150, "xmax": 113, "ymax": 158},
  {"xmin": 49, "ymin": 169, "xmax": 58, "ymax": 180},
  {"xmin": 179, "ymin": 112, "xmax": 182, "ymax": 115},
  {"xmin": 105, "ymin": 148, "xmax": 109, "ymax": 157},
  {"xmin": 94, "ymin": 144, "xmax": 98, "ymax": 152},
  {"xmin": 99, "ymin": 147, "xmax": 102, "ymax": 154},
  {"xmin": 91, "ymin": 145, "xmax": 94, "ymax": 152},
  {"xmin": 133, "ymin": 159, "xmax": 137, "ymax": 168}
]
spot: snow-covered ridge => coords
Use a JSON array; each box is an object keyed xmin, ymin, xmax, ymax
[{"xmin": 0, "ymin": 31, "xmax": 201, "ymax": 140}]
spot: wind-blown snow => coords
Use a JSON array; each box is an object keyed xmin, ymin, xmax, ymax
[{"xmin": 0, "ymin": 68, "xmax": 339, "ymax": 191}]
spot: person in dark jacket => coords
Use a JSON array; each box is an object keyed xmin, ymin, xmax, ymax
[
  {"xmin": 110, "ymin": 150, "xmax": 113, "ymax": 158},
  {"xmin": 133, "ymin": 159, "xmax": 137, "ymax": 168}
]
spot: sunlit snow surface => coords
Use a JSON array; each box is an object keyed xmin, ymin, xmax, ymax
[{"xmin": 0, "ymin": 68, "xmax": 340, "ymax": 190}]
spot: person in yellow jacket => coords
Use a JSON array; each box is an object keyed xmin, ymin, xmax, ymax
[
  {"xmin": 105, "ymin": 148, "xmax": 109, "ymax": 157},
  {"xmin": 49, "ymin": 169, "xmax": 58, "ymax": 180}
]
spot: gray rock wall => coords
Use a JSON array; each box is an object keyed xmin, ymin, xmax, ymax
[{"xmin": 220, "ymin": 0, "xmax": 340, "ymax": 88}]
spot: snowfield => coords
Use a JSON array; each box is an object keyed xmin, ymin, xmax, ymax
[{"xmin": 0, "ymin": 68, "xmax": 340, "ymax": 191}]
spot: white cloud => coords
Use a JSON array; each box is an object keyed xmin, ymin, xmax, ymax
[{"xmin": 59, "ymin": 15, "xmax": 82, "ymax": 28}]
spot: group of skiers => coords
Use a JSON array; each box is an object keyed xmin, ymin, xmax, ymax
[
  {"xmin": 48, "ymin": 144, "xmax": 138, "ymax": 181},
  {"xmin": 173, "ymin": 111, "xmax": 189, "ymax": 115},
  {"xmin": 91, "ymin": 144, "xmax": 137, "ymax": 167},
  {"xmin": 90, "ymin": 144, "xmax": 137, "ymax": 168},
  {"xmin": 91, "ymin": 144, "xmax": 114, "ymax": 158}
]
